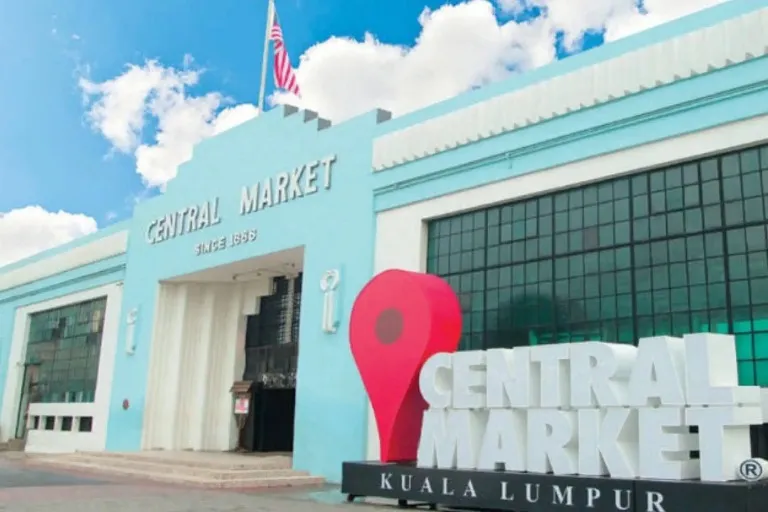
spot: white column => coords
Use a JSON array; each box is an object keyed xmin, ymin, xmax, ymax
[
  {"xmin": 190, "ymin": 286, "xmax": 216, "ymax": 450},
  {"xmin": 163, "ymin": 284, "xmax": 189, "ymax": 450}
]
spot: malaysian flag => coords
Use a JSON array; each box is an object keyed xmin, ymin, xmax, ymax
[{"xmin": 269, "ymin": 10, "xmax": 300, "ymax": 96}]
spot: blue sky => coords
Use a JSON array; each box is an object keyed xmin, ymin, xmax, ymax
[{"xmin": 0, "ymin": 0, "xmax": 723, "ymax": 266}]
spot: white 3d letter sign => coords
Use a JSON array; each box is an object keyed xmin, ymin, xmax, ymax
[{"xmin": 416, "ymin": 334, "xmax": 765, "ymax": 482}]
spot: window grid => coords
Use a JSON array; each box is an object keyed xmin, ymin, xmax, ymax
[
  {"xmin": 426, "ymin": 144, "xmax": 768, "ymax": 385},
  {"xmin": 25, "ymin": 297, "xmax": 107, "ymax": 403}
]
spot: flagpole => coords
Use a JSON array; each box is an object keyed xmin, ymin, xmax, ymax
[{"xmin": 258, "ymin": 0, "xmax": 275, "ymax": 113}]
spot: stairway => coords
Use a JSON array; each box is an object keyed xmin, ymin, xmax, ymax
[
  {"xmin": 31, "ymin": 451, "xmax": 325, "ymax": 489},
  {"xmin": 0, "ymin": 438, "xmax": 26, "ymax": 452}
]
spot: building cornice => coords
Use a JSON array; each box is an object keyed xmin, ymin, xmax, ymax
[
  {"xmin": 372, "ymin": 78, "xmax": 768, "ymax": 199},
  {"xmin": 0, "ymin": 231, "xmax": 128, "ymax": 294},
  {"xmin": 372, "ymin": 7, "xmax": 768, "ymax": 172}
]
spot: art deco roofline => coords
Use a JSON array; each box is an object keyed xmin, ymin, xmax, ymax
[{"xmin": 372, "ymin": 5, "xmax": 768, "ymax": 172}]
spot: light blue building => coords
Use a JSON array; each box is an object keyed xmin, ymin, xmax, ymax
[{"xmin": 1, "ymin": 0, "xmax": 768, "ymax": 484}]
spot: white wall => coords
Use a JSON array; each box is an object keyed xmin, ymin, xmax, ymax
[
  {"xmin": 368, "ymin": 114, "xmax": 768, "ymax": 459},
  {"xmin": 0, "ymin": 231, "xmax": 127, "ymax": 293},
  {"xmin": 141, "ymin": 279, "xmax": 270, "ymax": 451},
  {"xmin": 0, "ymin": 282, "xmax": 123, "ymax": 453}
]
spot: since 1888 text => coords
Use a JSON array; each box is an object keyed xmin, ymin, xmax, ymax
[{"xmin": 195, "ymin": 228, "xmax": 258, "ymax": 256}]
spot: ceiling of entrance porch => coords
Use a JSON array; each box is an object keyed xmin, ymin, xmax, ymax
[{"xmin": 163, "ymin": 246, "xmax": 304, "ymax": 283}]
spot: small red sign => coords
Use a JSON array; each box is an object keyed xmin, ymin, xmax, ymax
[{"xmin": 234, "ymin": 397, "xmax": 250, "ymax": 415}]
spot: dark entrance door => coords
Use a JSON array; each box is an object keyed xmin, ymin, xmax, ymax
[{"xmin": 241, "ymin": 274, "xmax": 302, "ymax": 452}]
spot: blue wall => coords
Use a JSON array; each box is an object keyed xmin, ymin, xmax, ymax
[{"xmin": 104, "ymin": 106, "xmax": 388, "ymax": 483}]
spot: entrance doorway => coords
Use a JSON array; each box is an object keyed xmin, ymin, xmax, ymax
[
  {"xmin": 141, "ymin": 246, "xmax": 305, "ymax": 453},
  {"xmin": 241, "ymin": 274, "xmax": 302, "ymax": 452}
]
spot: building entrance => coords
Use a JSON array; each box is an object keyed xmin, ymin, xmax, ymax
[
  {"xmin": 241, "ymin": 274, "xmax": 302, "ymax": 452},
  {"xmin": 140, "ymin": 247, "xmax": 304, "ymax": 453}
]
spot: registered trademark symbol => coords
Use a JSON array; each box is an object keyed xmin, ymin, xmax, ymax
[{"xmin": 738, "ymin": 458, "xmax": 765, "ymax": 481}]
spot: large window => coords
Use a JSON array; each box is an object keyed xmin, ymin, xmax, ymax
[
  {"xmin": 25, "ymin": 297, "xmax": 107, "ymax": 403},
  {"xmin": 427, "ymin": 144, "xmax": 768, "ymax": 386}
]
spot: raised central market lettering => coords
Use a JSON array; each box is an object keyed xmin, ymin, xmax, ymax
[
  {"xmin": 146, "ymin": 198, "xmax": 221, "ymax": 245},
  {"xmin": 239, "ymin": 154, "xmax": 337, "ymax": 215},
  {"xmin": 144, "ymin": 154, "xmax": 338, "ymax": 246},
  {"xmin": 417, "ymin": 335, "xmax": 764, "ymax": 483}
]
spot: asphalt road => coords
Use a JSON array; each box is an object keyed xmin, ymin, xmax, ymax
[{"xmin": 0, "ymin": 460, "xmax": 391, "ymax": 512}]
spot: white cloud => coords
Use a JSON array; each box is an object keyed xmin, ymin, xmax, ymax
[
  {"xmin": 272, "ymin": 0, "xmax": 725, "ymax": 121},
  {"xmin": 0, "ymin": 207, "xmax": 98, "ymax": 268},
  {"xmin": 273, "ymin": 0, "xmax": 556, "ymax": 121},
  {"xmin": 133, "ymin": 89, "xmax": 223, "ymax": 188},
  {"xmin": 79, "ymin": 0, "xmax": 728, "ymax": 189},
  {"xmin": 80, "ymin": 61, "xmax": 258, "ymax": 188},
  {"xmin": 213, "ymin": 104, "xmax": 261, "ymax": 135},
  {"xmin": 603, "ymin": 0, "xmax": 729, "ymax": 41},
  {"xmin": 496, "ymin": 0, "xmax": 728, "ymax": 49}
]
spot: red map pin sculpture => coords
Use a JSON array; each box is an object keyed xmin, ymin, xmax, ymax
[{"xmin": 349, "ymin": 269, "xmax": 462, "ymax": 463}]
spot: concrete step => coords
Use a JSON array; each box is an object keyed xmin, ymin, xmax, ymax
[
  {"xmin": 62, "ymin": 451, "xmax": 291, "ymax": 470},
  {"xmin": 33, "ymin": 458, "xmax": 323, "ymax": 489},
  {"xmin": 0, "ymin": 438, "xmax": 26, "ymax": 452},
  {"xmin": 30, "ymin": 451, "xmax": 324, "ymax": 489},
  {"xmin": 37, "ymin": 455, "xmax": 303, "ymax": 480},
  {"xmin": 8, "ymin": 438, "xmax": 25, "ymax": 451}
]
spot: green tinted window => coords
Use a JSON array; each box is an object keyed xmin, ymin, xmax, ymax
[
  {"xmin": 25, "ymin": 297, "xmax": 107, "ymax": 403},
  {"xmin": 427, "ymin": 144, "xmax": 768, "ymax": 386}
]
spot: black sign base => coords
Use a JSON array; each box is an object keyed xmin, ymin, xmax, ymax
[{"xmin": 341, "ymin": 461, "xmax": 768, "ymax": 511}]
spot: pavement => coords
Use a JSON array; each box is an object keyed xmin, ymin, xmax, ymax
[{"xmin": 0, "ymin": 458, "xmax": 393, "ymax": 512}]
